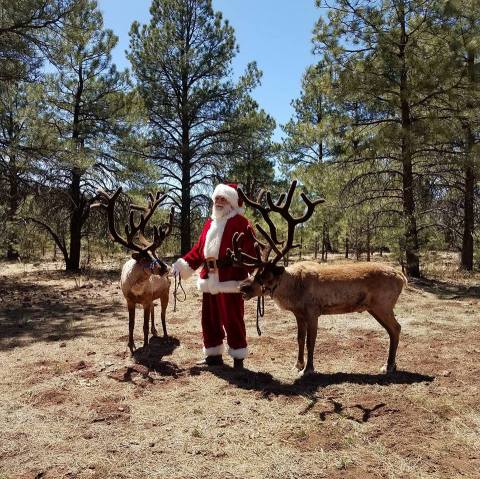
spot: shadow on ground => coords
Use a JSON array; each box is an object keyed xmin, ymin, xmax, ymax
[
  {"xmin": 131, "ymin": 336, "xmax": 183, "ymax": 376},
  {"xmin": 197, "ymin": 365, "xmax": 434, "ymax": 399},
  {"xmin": 0, "ymin": 275, "xmax": 117, "ymax": 351},
  {"xmin": 410, "ymin": 276, "xmax": 480, "ymax": 300}
]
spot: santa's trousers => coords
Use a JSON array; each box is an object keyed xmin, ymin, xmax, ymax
[{"xmin": 201, "ymin": 292, "xmax": 247, "ymax": 359}]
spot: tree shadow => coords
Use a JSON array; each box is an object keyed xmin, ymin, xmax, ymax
[
  {"xmin": 299, "ymin": 396, "xmax": 393, "ymax": 423},
  {"xmin": 19, "ymin": 266, "xmax": 121, "ymax": 283},
  {"xmin": 409, "ymin": 276, "xmax": 480, "ymax": 300},
  {"xmin": 198, "ymin": 366, "xmax": 434, "ymax": 399},
  {"xmin": 0, "ymin": 276, "xmax": 115, "ymax": 351}
]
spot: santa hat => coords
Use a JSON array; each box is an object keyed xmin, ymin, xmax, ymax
[{"xmin": 211, "ymin": 183, "xmax": 244, "ymax": 209}]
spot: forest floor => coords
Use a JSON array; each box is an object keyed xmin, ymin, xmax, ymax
[{"xmin": 0, "ymin": 253, "xmax": 479, "ymax": 479}]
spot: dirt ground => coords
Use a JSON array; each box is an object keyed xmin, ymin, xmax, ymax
[{"xmin": 0, "ymin": 254, "xmax": 479, "ymax": 479}]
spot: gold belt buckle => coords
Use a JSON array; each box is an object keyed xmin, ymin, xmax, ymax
[{"xmin": 206, "ymin": 257, "xmax": 218, "ymax": 273}]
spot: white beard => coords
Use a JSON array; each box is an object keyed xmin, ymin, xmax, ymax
[{"xmin": 211, "ymin": 203, "xmax": 233, "ymax": 220}]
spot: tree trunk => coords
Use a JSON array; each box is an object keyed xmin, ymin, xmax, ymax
[
  {"xmin": 366, "ymin": 221, "xmax": 371, "ymax": 262},
  {"xmin": 299, "ymin": 227, "xmax": 303, "ymax": 260},
  {"xmin": 6, "ymin": 156, "xmax": 20, "ymax": 259},
  {"xmin": 66, "ymin": 64, "xmax": 85, "ymax": 272},
  {"xmin": 67, "ymin": 169, "xmax": 83, "ymax": 271},
  {"xmin": 321, "ymin": 223, "xmax": 326, "ymax": 261},
  {"xmin": 180, "ymin": 145, "xmax": 192, "ymax": 255},
  {"xmin": 399, "ymin": 3, "xmax": 420, "ymax": 277},
  {"xmin": 461, "ymin": 52, "xmax": 476, "ymax": 271},
  {"xmin": 461, "ymin": 129, "xmax": 475, "ymax": 270},
  {"xmin": 180, "ymin": 64, "xmax": 192, "ymax": 255},
  {"xmin": 345, "ymin": 235, "xmax": 349, "ymax": 258}
]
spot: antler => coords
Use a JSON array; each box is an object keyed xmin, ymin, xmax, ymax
[
  {"xmin": 237, "ymin": 188, "xmax": 283, "ymax": 262},
  {"xmin": 228, "ymin": 227, "xmax": 265, "ymax": 268},
  {"xmin": 91, "ymin": 187, "xmax": 174, "ymax": 256},
  {"xmin": 234, "ymin": 180, "xmax": 325, "ymax": 266}
]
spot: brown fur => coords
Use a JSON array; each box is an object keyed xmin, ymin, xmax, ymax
[
  {"xmin": 121, "ymin": 258, "xmax": 171, "ymax": 354},
  {"xmin": 240, "ymin": 261, "xmax": 407, "ymax": 375}
]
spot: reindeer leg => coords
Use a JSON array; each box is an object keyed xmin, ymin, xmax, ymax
[
  {"xmin": 160, "ymin": 290, "xmax": 168, "ymax": 337},
  {"xmin": 143, "ymin": 304, "xmax": 150, "ymax": 351},
  {"xmin": 294, "ymin": 314, "xmax": 307, "ymax": 371},
  {"xmin": 150, "ymin": 305, "xmax": 158, "ymax": 337},
  {"xmin": 368, "ymin": 308, "xmax": 401, "ymax": 374},
  {"xmin": 300, "ymin": 315, "xmax": 318, "ymax": 376},
  {"xmin": 127, "ymin": 302, "xmax": 136, "ymax": 354}
]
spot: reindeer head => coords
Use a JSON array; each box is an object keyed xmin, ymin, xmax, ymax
[
  {"xmin": 228, "ymin": 180, "xmax": 324, "ymax": 299},
  {"xmin": 92, "ymin": 188, "xmax": 174, "ymax": 276}
]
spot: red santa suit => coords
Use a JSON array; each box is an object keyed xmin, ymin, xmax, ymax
[{"xmin": 172, "ymin": 184, "xmax": 256, "ymax": 361}]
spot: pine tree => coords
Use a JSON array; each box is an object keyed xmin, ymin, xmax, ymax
[
  {"xmin": 314, "ymin": 0, "xmax": 459, "ymax": 277},
  {"xmin": 128, "ymin": 0, "xmax": 260, "ymax": 254},
  {"xmin": 0, "ymin": 82, "xmax": 42, "ymax": 258},
  {"xmin": 220, "ymin": 97, "xmax": 277, "ymax": 199},
  {"xmin": 0, "ymin": 0, "xmax": 73, "ymax": 82},
  {"xmin": 30, "ymin": 0, "xmax": 137, "ymax": 270},
  {"xmin": 281, "ymin": 63, "xmax": 332, "ymax": 167},
  {"xmin": 441, "ymin": 0, "xmax": 480, "ymax": 270}
]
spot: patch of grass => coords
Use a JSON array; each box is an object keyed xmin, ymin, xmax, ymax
[
  {"xmin": 0, "ymin": 256, "xmax": 479, "ymax": 479},
  {"xmin": 335, "ymin": 456, "xmax": 353, "ymax": 470},
  {"xmin": 294, "ymin": 428, "xmax": 308, "ymax": 440}
]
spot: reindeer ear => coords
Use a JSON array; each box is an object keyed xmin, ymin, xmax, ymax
[{"xmin": 272, "ymin": 265, "xmax": 285, "ymax": 276}]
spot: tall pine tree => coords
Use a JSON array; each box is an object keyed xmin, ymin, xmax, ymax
[
  {"xmin": 128, "ymin": 0, "xmax": 260, "ymax": 253},
  {"xmin": 31, "ymin": 0, "xmax": 136, "ymax": 270}
]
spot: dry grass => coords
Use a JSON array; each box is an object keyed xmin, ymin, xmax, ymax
[{"xmin": 0, "ymin": 254, "xmax": 479, "ymax": 479}]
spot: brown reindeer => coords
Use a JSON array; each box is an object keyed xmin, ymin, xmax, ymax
[
  {"xmin": 228, "ymin": 181, "xmax": 407, "ymax": 376},
  {"xmin": 92, "ymin": 188, "xmax": 174, "ymax": 354}
]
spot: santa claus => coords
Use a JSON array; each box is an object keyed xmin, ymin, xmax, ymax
[{"xmin": 172, "ymin": 183, "xmax": 256, "ymax": 369}]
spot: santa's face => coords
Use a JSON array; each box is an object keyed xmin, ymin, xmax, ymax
[{"xmin": 212, "ymin": 195, "xmax": 233, "ymax": 219}]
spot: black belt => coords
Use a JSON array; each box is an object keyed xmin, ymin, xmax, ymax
[{"xmin": 203, "ymin": 257, "xmax": 232, "ymax": 270}]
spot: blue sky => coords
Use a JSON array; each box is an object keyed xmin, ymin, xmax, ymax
[{"xmin": 97, "ymin": 0, "xmax": 321, "ymax": 140}]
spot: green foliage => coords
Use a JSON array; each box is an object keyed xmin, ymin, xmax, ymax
[
  {"xmin": 23, "ymin": 0, "xmax": 146, "ymax": 269},
  {"xmin": 0, "ymin": 0, "xmax": 74, "ymax": 82},
  {"xmin": 128, "ymin": 0, "xmax": 262, "ymax": 252},
  {"xmin": 221, "ymin": 97, "xmax": 278, "ymax": 199}
]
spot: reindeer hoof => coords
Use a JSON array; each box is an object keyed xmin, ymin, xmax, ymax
[
  {"xmin": 295, "ymin": 361, "xmax": 305, "ymax": 371},
  {"xmin": 128, "ymin": 343, "xmax": 136, "ymax": 355},
  {"xmin": 298, "ymin": 367, "xmax": 315, "ymax": 377},
  {"xmin": 151, "ymin": 328, "xmax": 158, "ymax": 337},
  {"xmin": 380, "ymin": 363, "xmax": 396, "ymax": 374}
]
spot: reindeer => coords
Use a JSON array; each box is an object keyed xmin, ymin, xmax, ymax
[
  {"xmin": 228, "ymin": 181, "xmax": 407, "ymax": 376},
  {"xmin": 92, "ymin": 188, "xmax": 174, "ymax": 354}
]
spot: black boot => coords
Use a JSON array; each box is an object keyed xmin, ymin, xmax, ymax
[
  {"xmin": 233, "ymin": 358, "xmax": 244, "ymax": 370},
  {"xmin": 196, "ymin": 355, "xmax": 224, "ymax": 366}
]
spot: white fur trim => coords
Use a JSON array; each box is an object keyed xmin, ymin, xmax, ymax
[
  {"xmin": 172, "ymin": 257, "xmax": 195, "ymax": 279},
  {"xmin": 203, "ymin": 343, "xmax": 225, "ymax": 357},
  {"xmin": 212, "ymin": 184, "xmax": 239, "ymax": 208},
  {"xmin": 227, "ymin": 347, "xmax": 247, "ymax": 360},
  {"xmin": 197, "ymin": 272, "xmax": 242, "ymax": 295},
  {"xmin": 204, "ymin": 209, "xmax": 238, "ymax": 258},
  {"xmin": 211, "ymin": 206, "xmax": 244, "ymax": 220}
]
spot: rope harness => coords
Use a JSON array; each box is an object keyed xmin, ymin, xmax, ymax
[
  {"xmin": 256, "ymin": 295, "xmax": 264, "ymax": 336},
  {"xmin": 172, "ymin": 272, "xmax": 186, "ymax": 312}
]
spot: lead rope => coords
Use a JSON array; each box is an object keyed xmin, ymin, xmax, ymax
[
  {"xmin": 173, "ymin": 273, "xmax": 186, "ymax": 312},
  {"xmin": 256, "ymin": 295, "xmax": 264, "ymax": 336}
]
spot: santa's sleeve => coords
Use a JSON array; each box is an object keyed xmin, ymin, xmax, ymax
[{"xmin": 172, "ymin": 223, "xmax": 206, "ymax": 279}]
